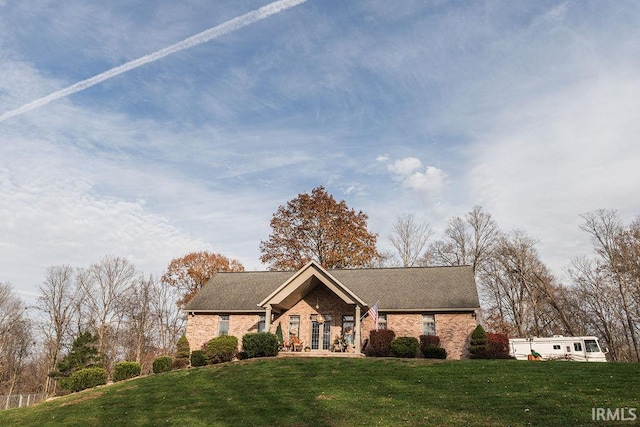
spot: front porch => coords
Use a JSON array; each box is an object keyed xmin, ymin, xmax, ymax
[{"xmin": 277, "ymin": 350, "xmax": 364, "ymax": 358}]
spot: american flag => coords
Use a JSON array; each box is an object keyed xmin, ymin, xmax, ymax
[{"xmin": 368, "ymin": 303, "xmax": 379, "ymax": 330}]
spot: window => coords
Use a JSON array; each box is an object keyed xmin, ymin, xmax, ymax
[
  {"xmin": 573, "ymin": 342, "xmax": 583, "ymax": 352},
  {"xmin": 258, "ymin": 314, "xmax": 266, "ymax": 333},
  {"xmin": 553, "ymin": 345, "xmax": 561, "ymax": 350},
  {"xmin": 218, "ymin": 315, "xmax": 229, "ymax": 336},
  {"xmin": 377, "ymin": 314, "xmax": 387, "ymax": 330},
  {"xmin": 289, "ymin": 315, "xmax": 300, "ymax": 338},
  {"xmin": 584, "ymin": 340, "xmax": 600, "ymax": 353},
  {"xmin": 342, "ymin": 315, "xmax": 354, "ymax": 345},
  {"xmin": 566, "ymin": 345, "xmax": 571, "ymax": 352},
  {"xmin": 423, "ymin": 314, "xmax": 436, "ymax": 335}
]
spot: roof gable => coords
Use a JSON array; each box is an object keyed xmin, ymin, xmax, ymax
[
  {"xmin": 184, "ymin": 265, "xmax": 479, "ymax": 313},
  {"xmin": 257, "ymin": 261, "xmax": 366, "ymax": 310}
]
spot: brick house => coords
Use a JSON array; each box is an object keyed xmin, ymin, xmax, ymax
[{"xmin": 184, "ymin": 261, "xmax": 479, "ymax": 359}]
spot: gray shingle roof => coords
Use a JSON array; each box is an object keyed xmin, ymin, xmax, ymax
[{"xmin": 184, "ymin": 265, "xmax": 479, "ymax": 312}]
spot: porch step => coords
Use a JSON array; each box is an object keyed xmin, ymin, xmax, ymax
[{"xmin": 277, "ymin": 351, "xmax": 364, "ymax": 358}]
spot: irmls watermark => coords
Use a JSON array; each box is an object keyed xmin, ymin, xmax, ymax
[{"xmin": 592, "ymin": 407, "xmax": 637, "ymax": 422}]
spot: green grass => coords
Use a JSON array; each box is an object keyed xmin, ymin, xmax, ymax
[{"xmin": 1, "ymin": 358, "xmax": 637, "ymax": 426}]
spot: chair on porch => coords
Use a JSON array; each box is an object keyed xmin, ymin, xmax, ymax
[{"xmin": 291, "ymin": 336, "xmax": 303, "ymax": 352}]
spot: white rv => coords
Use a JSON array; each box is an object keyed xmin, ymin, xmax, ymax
[{"xmin": 509, "ymin": 336, "xmax": 607, "ymax": 362}]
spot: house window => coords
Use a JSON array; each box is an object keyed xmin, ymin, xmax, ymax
[
  {"xmin": 574, "ymin": 342, "xmax": 583, "ymax": 352},
  {"xmin": 219, "ymin": 315, "xmax": 229, "ymax": 336},
  {"xmin": 423, "ymin": 314, "xmax": 436, "ymax": 335},
  {"xmin": 342, "ymin": 315, "xmax": 354, "ymax": 345},
  {"xmin": 258, "ymin": 314, "xmax": 266, "ymax": 332},
  {"xmin": 377, "ymin": 314, "xmax": 387, "ymax": 330},
  {"xmin": 289, "ymin": 315, "xmax": 300, "ymax": 339}
]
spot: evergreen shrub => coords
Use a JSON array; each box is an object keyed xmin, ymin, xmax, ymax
[
  {"xmin": 205, "ymin": 335, "xmax": 238, "ymax": 364},
  {"xmin": 113, "ymin": 362, "xmax": 141, "ymax": 382},
  {"xmin": 242, "ymin": 332, "xmax": 279, "ymax": 358},
  {"xmin": 469, "ymin": 325, "xmax": 488, "ymax": 358},
  {"xmin": 176, "ymin": 335, "xmax": 191, "ymax": 359},
  {"xmin": 68, "ymin": 367, "xmax": 107, "ymax": 392},
  {"xmin": 190, "ymin": 350, "xmax": 207, "ymax": 367},
  {"xmin": 423, "ymin": 347, "xmax": 447, "ymax": 359},
  {"xmin": 391, "ymin": 336, "xmax": 419, "ymax": 358},
  {"xmin": 152, "ymin": 356, "xmax": 174, "ymax": 374}
]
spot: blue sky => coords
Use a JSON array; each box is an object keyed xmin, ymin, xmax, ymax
[{"xmin": 2, "ymin": 0, "xmax": 640, "ymax": 302}]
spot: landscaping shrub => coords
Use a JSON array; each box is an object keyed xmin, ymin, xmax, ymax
[
  {"xmin": 242, "ymin": 332, "xmax": 279, "ymax": 358},
  {"xmin": 423, "ymin": 346, "xmax": 447, "ymax": 359},
  {"xmin": 68, "ymin": 367, "xmax": 107, "ymax": 392},
  {"xmin": 176, "ymin": 335, "xmax": 191, "ymax": 359},
  {"xmin": 190, "ymin": 350, "xmax": 207, "ymax": 367},
  {"xmin": 204, "ymin": 335, "xmax": 238, "ymax": 364},
  {"xmin": 113, "ymin": 362, "xmax": 141, "ymax": 382},
  {"xmin": 419, "ymin": 335, "xmax": 441, "ymax": 353},
  {"xmin": 364, "ymin": 329, "xmax": 396, "ymax": 357},
  {"xmin": 473, "ymin": 333, "xmax": 513, "ymax": 359},
  {"xmin": 469, "ymin": 324, "xmax": 488, "ymax": 358},
  {"xmin": 153, "ymin": 356, "xmax": 174, "ymax": 374},
  {"xmin": 172, "ymin": 357, "xmax": 190, "ymax": 370},
  {"xmin": 391, "ymin": 336, "xmax": 419, "ymax": 358}
]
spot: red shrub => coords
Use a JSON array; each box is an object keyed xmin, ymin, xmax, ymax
[{"xmin": 365, "ymin": 329, "xmax": 396, "ymax": 357}]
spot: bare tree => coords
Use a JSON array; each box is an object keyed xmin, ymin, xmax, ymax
[
  {"xmin": 0, "ymin": 283, "xmax": 32, "ymax": 396},
  {"xmin": 151, "ymin": 278, "xmax": 186, "ymax": 356},
  {"xmin": 36, "ymin": 265, "xmax": 79, "ymax": 394},
  {"xmin": 425, "ymin": 206, "xmax": 498, "ymax": 273},
  {"xmin": 76, "ymin": 255, "xmax": 140, "ymax": 372},
  {"xmin": 388, "ymin": 213, "xmax": 433, "ymax": 267}
]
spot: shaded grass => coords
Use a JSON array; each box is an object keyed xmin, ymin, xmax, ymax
[{"xmin": 1, "ymin": 358, "xmax": 637, "ymax": 426}]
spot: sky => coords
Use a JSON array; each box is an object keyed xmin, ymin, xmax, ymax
[{"xmin": 2, "ymin": 0, "xmax": 640, "ymax": 304}]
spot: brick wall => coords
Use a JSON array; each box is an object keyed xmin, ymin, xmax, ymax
[{"xmin": 361, "ymin": 312, "xmax": 476, "ymax": 360}]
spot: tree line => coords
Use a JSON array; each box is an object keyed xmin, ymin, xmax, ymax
[{"xmin": 1, "ymin": 186, "xmax": 638, "ymax": 396}]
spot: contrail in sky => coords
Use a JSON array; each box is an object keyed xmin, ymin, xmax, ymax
[{"xmin": 0, "ymin": 0, "xmax": 307, "ymax": 123}]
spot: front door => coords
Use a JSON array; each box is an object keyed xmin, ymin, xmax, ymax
[{"xmin": 311, "ymin": 315, "xmax": 332, "ymax": 350}]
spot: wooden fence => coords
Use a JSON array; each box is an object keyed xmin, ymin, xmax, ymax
[{"xmin": 0, "ymin": 393, "xmax": 46, "ymax": 410}]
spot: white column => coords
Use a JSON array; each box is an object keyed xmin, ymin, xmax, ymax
[
  {"xmin": 355, "ymin": 305, "xmax": 361, "ymax": 354},
  {"xmin": 265, "ymin": 305, "xmax": 272, "ymax": 332}
]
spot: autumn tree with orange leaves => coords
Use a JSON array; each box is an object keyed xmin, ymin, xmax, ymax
[
  {"xmin": 162, "ymin": 251, "xmax": 244, "ymax": 307},
  {"xmin": 259, "ymin": 186, "xmax": 379, "ymax": 270}
]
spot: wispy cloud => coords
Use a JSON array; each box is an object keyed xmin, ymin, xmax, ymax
[{"xmin": 0, "ymin": 0, "xmax": 307, "ymax": 123}]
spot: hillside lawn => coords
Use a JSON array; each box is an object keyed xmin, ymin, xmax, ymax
[{"xmin": 0, "ymin": 358, "xmax": 637, "ymax": 426}]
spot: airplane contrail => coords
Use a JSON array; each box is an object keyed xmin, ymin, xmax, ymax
[{"xmin": 0, "ymin": 0, "xmax": 308, "ymax": 123}]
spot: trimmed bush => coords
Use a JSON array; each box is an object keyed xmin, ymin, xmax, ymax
[
  {"xmin": 205, "ymin": 335, "xmax": 238, "ymax": 364},
  {"xmin": 469, "ymin": 324, "xmax": 488, "ymax": 357},
  {"xmin": 423, "ymin": 347, "xmax": 447, "ymax": 359},
  {"xmin": 419, "ymin": 335, "xmax": 440, "ymax": 353},
  {"xmin": 176, "ymin": 335, "xmax": 191, "ymax": 359},
  {"xmin": 242, "ymin": 332, "xmax": 279, "ymax": 358},
  {"xmin": 113, "ymin": 361, "xmax": 141, "ymax": 382},
  {"xmin": 153, "ymin": 356, "xmax": 174, "ymax": 374},
  {"xmin": 68, "ymin": 367, "xmax": 107, "ymax": 392},
  {"xmin": 190, "ymin": 350, "xmax": 207, "ymax": 367},
  {"xmin": 364, "ymin": 329, "xmax": 396, "ymax": 357},
  {"xmin": 391, "ymin": 336, "xmax": 419, "ymax": 358}
]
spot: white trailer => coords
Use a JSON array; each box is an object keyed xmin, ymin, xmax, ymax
[{"xmin": 509, "ymin": 336, "xmax": 607, "ymax": 362}]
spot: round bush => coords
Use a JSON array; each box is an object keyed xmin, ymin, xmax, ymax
[
  {"xmin": 242, "ymin": 332, "xmax": 279, "ymax": 358},
  {"xmin": 68, "ymin": 367, "xmax": 107, "ymax": 392},
  {"xmin": 153, "ymin": 356, "xmax": 174, "ymax": 374},
  {"xmin": 423, "ymin": 346, "xmax": 447, "ymax": 359},
  {"xmin": 390, "ymin": 336, "xmax": 419, "ymax": 358},
  {"xmin": 113, "ymin": 361, "xmax": 141, "ymax": 382},
  {"xmin": 190, "ymin": 350, "xmax": 207, "ymax": 367},
  {"xmin": 205, "ymin": 335, "xmax": 238, "ymax": 364}
]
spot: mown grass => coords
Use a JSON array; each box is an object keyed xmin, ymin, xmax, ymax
[{"xmin": 1, "ymin": 358, "xmax": 637, "ymax": 426}]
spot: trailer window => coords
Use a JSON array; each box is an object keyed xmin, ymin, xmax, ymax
[
  {"xmin": 566, "ymin": 346, "xmax": 571, "ymax": 352},
  {"xmin": 584, "ymin": 339, "xmax": 600, "ymax": 353},
  {"xmin": 573, "ymin": 342, "xmax": 582, "ymax": 352},
  {"xmin": 553, "ymin": 345, "xmax": 560, "ymax": 350}
]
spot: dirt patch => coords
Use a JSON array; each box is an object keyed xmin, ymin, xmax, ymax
[{"xmin": 59, "ymin": 391, "xmax": 104, "ymax": 407}]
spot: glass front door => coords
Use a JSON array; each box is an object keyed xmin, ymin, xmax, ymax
[{"xmin": 311, "ymin": 315, "xmax": 332, "ymax": 350}]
